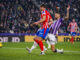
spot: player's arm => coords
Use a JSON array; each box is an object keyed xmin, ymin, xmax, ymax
[
  {"xmin": 33, "ymin": 15, "xmax": 46, "ymax": 25},
  {"xmin": 67, "ymin": 23, "xmax": 70, "ymax": 31},
  {"xmin": 48, "ymin": 18, "xmax": 53, "ymax": 25},
  {"xmin": 75, "ymin": 23, "xmax": 78, "ymax": 32},
  {"xmin": 64, "ymin": 5, "xmax": 70, "ymax": 20}
]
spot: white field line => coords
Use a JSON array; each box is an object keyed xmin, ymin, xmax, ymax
[{"xmin": 2, "ymin": 47, "xmax": 80, "ymax": 53}]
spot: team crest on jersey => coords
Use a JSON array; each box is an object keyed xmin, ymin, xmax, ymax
[{"xmin": 42, "ymin": 11, "xmax": 46, "ymax": 14}]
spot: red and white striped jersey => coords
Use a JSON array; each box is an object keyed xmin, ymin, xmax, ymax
[
  {"xmin": 69, "ymin": 22, "xmax": 77, "ymax": 32},
  {"xmin": 40, "ymin": 10, "xmax": 52, "ymax": 29}
]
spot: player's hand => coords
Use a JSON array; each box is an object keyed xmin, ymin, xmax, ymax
[
  {"xmin": 30, "ymin": 24, "xmax": 33, "ymax": 26},
  {"xmin": 67, "ymin": 5, "xmax": 70, "ymax": 10},
  {"xmin": 33, "ymin": 22, "xmax": 39, "ymax": 25}
]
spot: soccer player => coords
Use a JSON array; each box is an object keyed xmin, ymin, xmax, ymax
[
  {"xmin": 68, "ymin": 19, "xmax": 78, "ymax": 44},
  {"xmin": 45, "ymin": 5, "xmax": 70, "ymax": 53},
  {"xmin": 26, "ymin": 4, "xmax": 53, "ymax": 55}
]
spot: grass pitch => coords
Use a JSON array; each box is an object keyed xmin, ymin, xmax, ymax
[{"xmin": 0, "ymin": 42, "xmax": 80, "ymax": 60}]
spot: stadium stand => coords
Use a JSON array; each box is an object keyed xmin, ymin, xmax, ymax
[{"xmin": 0, "ymin": 0, "xmax": 80, "ymax": 33}]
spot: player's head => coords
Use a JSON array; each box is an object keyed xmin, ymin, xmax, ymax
[
  {"xmin": 72, "ymin": 19, "xmax": 75, "ymax": 22},
  {"xmin": 55, "ymin": 13, "xmax": 60, "ymax": 19},
  {"xmin": 40, "ymin": 4, "xmax": 46, "ymax": 11}
]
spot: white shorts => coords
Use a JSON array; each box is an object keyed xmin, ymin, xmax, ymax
[{"xmin": 45, "ymin": 33, "xmax": 57, "ymax": 45}]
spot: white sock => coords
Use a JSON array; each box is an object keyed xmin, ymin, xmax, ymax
[
  {"xmin": 30, "ymin": 41, "xmax": 38, "ymax": 51},
  {"xmin": 46, "ymin": 40, "xmax": 50, "ymax": 48},
  {"xmin": 56, "ymin": 49, "xmax": 63, "ymax": 53},
  {"xmin": 44, "ymin": 46, "xmax": 47, "ymax": 51}
]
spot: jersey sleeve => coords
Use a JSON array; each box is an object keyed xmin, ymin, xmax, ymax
[
  {"xmin": 49, "ymin": 15, "xmax": 52, "ymax": 20},
  {"xmin": 42, "ymin": 10, "xmax": 46, "ymax": 16},
  {"xmin": 62, "ymin": 18, "xmax": 64, "ymax": 21},
  {"xmin": 59, "ymin": 18, "xmax": 64, "ymax": 22}
]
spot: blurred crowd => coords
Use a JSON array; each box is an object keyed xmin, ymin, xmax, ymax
[{"xmin": 0, "ymin": 0, "xmax": 80, "ymax": 33}]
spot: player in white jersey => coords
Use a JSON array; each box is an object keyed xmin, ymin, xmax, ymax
[{"xmin": 45, "ymin": 5, "xmax": 70, "ymax": 53}]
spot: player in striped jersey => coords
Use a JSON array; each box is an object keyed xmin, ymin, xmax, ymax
[
  {"xmin": 26, "ymin": 4, "xmax": 53, "ymax": 55},
  {"xmin": 68, "ymin": 19, "xmax": 78, "ymax": 44},
  {"xmin": 45, "ymin": 5, "xmax": 70, "ymax": 53}
]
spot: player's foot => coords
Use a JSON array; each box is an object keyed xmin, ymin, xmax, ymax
[
  {"xmin": 26, "ymin": 47, "xmax": 31, "ymax": 53},
  {"xmin": 48, "ymin": 45, "xmax": 51, "ymax": 49},
  {"xmin": 60, "ymin": 49, "xmax": 64, "ymax": 54},
  {"xmin": 56, "ymin": 49, "xmax": 64, "ymax": 54},
  {"xmin": 40, "ymin": 52, "xmax": 45, "ymax": 55}
]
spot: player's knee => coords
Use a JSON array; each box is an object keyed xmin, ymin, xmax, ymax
[
  {"xmin": 34, "ymin": 37, "xmax": 38, "ymax": 40},
  {"xmin": 34, "ymin": 38, "xmax": 36, "ymax": 40},
  {"xmin": 34, "ymin": 37, "xmax": 40, "ymax": 40},
  {"xmin": 51, "ymin": 45, "xmax": 55, "ymax": 52},
  {"xmin": 34, "ymin": 36, "xmax": 43, "ymax": 41}
]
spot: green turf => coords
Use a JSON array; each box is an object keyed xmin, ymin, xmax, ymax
[{"xmin": 0, "ymin": 42, "xmax": 80, "ymax": 60}]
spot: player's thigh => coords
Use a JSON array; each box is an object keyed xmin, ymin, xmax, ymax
[
  {"xmin": 34, "ymin": 36, "xmax": 43, "ymax": 41},
  {"xmin": 47, "ymin": 34, "xmax": 56, "ymax": 45}
]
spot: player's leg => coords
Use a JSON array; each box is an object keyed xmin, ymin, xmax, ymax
[
  {"xmin": 34, "ymin": 36, "xmax": 45, "ymax": 55},
  {"xmin": 51, "ymin": 45, "xmax": 63, "ymax": 53},
  {"xmin": 26, "ymin": 38, "xmax": 47, "ymax": 53},
  {"xmin": 70, "ymin": 32, "xmax": 76, "ymax": 44},
  {"xmin": 26, "ymin": 28, "xmax": 48, "ymax": 54},
  {"xmin": 47, "ymin": 34, "xmax": 63, "ymax": 53},
  {"xmin": 45, "ymin": 39, "xmax": 51, "ymax": 49},
  {"xmin": 26, "ymin": 41, "xmax": 38, "ymax": 53},
  {"xmin": 34, "ymin": 28, "xmax": 49, "ymax": 55}
]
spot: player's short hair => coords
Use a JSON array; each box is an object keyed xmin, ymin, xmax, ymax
[
  {"xmin": 40, "ymin": 4, "xmax": 46, "ymax": 8},
  {"xmin": 72, "ymin": 18, "xmax": 75, "ymax": 20},
  {"xmin": 55, "ymin": 11, "xmax": 60, "ymax": 14}
]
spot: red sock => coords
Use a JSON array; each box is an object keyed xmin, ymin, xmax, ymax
[
  {"xmin": 70, "ymin": 36, "xmax": 74, "ymax": 44},
  {"xmin": 34, "ymin": 40, "xmax": 44, "ymax": 52},
  {"xmin": 35, "ymin": 40, "xmax": 39, "ymax": 44},
  {"xmin": 72, "ymin": 36, "xmax": 74, "ymax": 44},
  {"xmin": 38, "ymin": 40, "xmax": 44, "ymax": 52}
]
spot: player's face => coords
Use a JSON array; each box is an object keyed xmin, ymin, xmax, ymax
[
  {"xmin": 55, "ymin": 13, "xmax": 60, "ymax": 19},
  {"xmin": 40, "ymin": 7, "xmax": 45, "ymax": 11},
  {"xmin": 72, "ymin": 19, "xmax": 75, "ymax": 22}
]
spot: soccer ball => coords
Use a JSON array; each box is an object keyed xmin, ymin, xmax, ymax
[{"xmin": 0, "ymin": 42, "xmax": 2, "ymax": 48}]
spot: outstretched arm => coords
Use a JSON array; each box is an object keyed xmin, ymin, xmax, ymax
[
  {"xmin": 64, "ymin": 5, "xmax": 70, "ymax": 20},
  {"xmin": 67, "ymin": 23, "xmax": 70, "ymax": 31},
  {"xmin": 33, "ymin": 15, "xmax": 46, "ymax": 25}
]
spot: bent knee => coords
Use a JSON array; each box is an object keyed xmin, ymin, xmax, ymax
[{"xmin": 34, "ymin": 36, "xmax": 43, "ymax": 41}]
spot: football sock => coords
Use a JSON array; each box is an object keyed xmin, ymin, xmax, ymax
[
  {"xmin": 70, "ymin": 36, "xmax": 74, "ymax": 44},
  {"xmin": 54, "ymin": 49, "xmax": 63, "ymax": 53},
  {"xmin": 38, "ymin": 40, "xmax": 44, "ymax": 52},
  {"xmin": 35, "ymin": 40, "xmax": 44, "ymax": 52},
  {"xmin": 46, "ymin": 40, "xmax": 50, "ymax": 48},
  {"xmin": 30, "ymin": 41, "xmax": 38, "ymax": 51}
]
